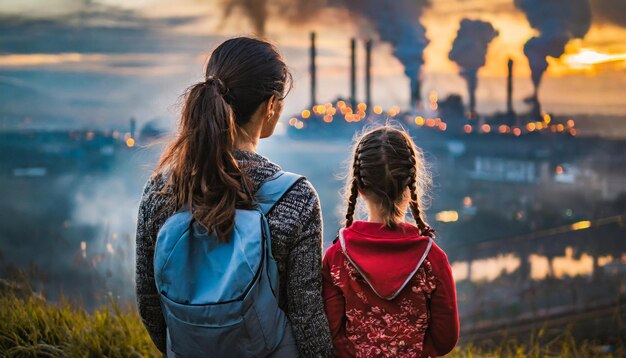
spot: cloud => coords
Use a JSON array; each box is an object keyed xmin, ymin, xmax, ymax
[
  {"xmin": 0, "ymin": 0, "xmax": 86, "ymax": 18},
  {"xmin": 427, "ymin": 0, "xmax": 517, "ymax": 16},
  {"xmin": 0, "ymin": 53, "xmax": 192, "ymax": 77},
  {"xmin": 0, "ymin": 7, "xmax": 204, "ymax": 55},
  {"xmin": 0, "ymin": 3, "xmax": 221, "ymax": 128}
]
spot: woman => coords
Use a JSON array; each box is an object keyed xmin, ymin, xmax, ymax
[{"xmin": 135, "ymin": 37, "xmax": 333, "ymax": 357}]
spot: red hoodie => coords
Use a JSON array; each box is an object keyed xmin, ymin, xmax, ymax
[{"xmin": 322, "ymin": 221, "xmax": 459, "ymax": 357}]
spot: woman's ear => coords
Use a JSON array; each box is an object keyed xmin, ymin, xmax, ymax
[
  {"xmin": 259, "ymin": 95, "xmax": 283, "ymax": 139},
  {"xmin": 266, "ymin": 95, "xmax": 276, "ymax": 120}
]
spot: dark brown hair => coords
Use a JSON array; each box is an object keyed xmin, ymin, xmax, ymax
[
  {"xmin": 345, "ymin": 126, "xmax": 434, "ymax": 237},
  {"xmin": 156, "ymin": 37, "xmax": 292, "ymax": 241}
]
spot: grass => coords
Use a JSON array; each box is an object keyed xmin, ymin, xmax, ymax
[
  {"xmin": 449, "ymin": 335, "xmax": 622, "ymax": 358},
  {"xmin": 0, "ymin": 288, "xmax": 160, "ymax": 357},
  {"xmin": 0, "ymin": 282, "xmax": 622, "ymax": 357}
]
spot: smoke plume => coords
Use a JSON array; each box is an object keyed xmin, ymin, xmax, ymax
[
  {"xmin": 448, "ymin": 19, "xmax": 498, "ymax": 115},
  {"xmin": 222, "ymin": 0, "xmax": 431, "ymax": 105},
  {"xmin": 514, "ymin": 0, "xmax": 591, "ymax": 93},
  {"xmin": 591, "ymin": 0, "xmax": 626, "ymax": 27},
  {"xmin": 222, "ymin": 0, "xmax": 269, "ymax": 35},
  {"xmin": 342, "ymin": 0, "xmax": 430, "ymax": 107}
]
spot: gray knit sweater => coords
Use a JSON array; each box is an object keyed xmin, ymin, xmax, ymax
[{"xmin": 135, "ymin": 150, "xmax": 333, "ymax": 357}]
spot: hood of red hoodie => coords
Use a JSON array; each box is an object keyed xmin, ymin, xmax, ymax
[{"xmin": 339, "ymin": 221, "xmax": 433, "ymax": 300}]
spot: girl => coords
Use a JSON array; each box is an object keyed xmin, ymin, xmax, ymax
[
  {"xmin": 322, "ymin": 126, "xmax": 459, "ymax": 357},
  {"xmin": 136, "ymin": 37, "xmax": 333, "ymax": 357}
]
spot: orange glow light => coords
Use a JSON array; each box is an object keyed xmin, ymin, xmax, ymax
[
  {"xmin": 429, "ymin": 90, "xmax": 438, "ymax": 103},
  {"xmin": 126, "ymin": 138, "xmax": 135, "ymax": 147},
  {"xmin": 388, "ymin": 106, "xmax": 400, "ymax": 117},
  {"xmin": 323, "ymin": 115, "xmax": 333, "ymax": 123},
  {"xmin": 289, "ymin": 118, "xmax": 297, "ymax": 126},
  {"xmin": 571, "ymin": 220, "xmax": 591, "ymax": 231},
  {"xmin": 567, "ymin": 119, "xmax": 575, "ymax": 127},
  {"xmin": 301, "ymin": 110, "xmax": 311, "ymax": 119},
  {"xmin": 555, "ymin": 165, "xmax": 564, "ymax": 174},
  {"xmin": 481, "ymin": 124, "xmax": 491, "ymax": 133},
  {"xmin": 415, "ymin": 116, "xmax": 425, "ymax": 126},
  {"xmin": 373, "ymin": 105, "xmax": 383, "ymax": 115},
  {"xmin": 543, "ymin": 114, "xmax": 551, "ymax": 124},
  {"xmin": 513, "ymin": 128, "xmax": 521, "ymax": 136},
  {"xmin": 527, "ymin": 122, "xmax": 536, "ymax": 132},
  {"xmin": 435, "ymin": 210, "xmax": 458, "ymax": 223},
  {"xmin": 425, "ymin": 118, "xmax": 436, "ymax": 127},
  {"xmin": 464, "ymin": 124, "xmax": 472, "ymax": 133}
]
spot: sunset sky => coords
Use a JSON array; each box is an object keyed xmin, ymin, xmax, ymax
[{"xmin": 1, "ymin": 0, "xmax": 625, "ymax": 129}]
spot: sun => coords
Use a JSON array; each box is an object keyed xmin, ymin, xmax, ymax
[{"xmin": 562, "ymin": 49, "xmax": 626, "ymax": 69}]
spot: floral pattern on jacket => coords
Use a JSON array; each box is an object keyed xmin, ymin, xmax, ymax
[{"xmin": 328, "ymin": 253, "xmax": 437, "ymax": 357}]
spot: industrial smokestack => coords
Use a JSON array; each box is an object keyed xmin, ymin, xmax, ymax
[
  {"xmin": 410, "ymin": 78, "xmax": 421, "ymax": 111},
  {"xmin": 350, "ymin": 38, "xmax": 357, "ymax": 110},
  {"xmin": 310, "ymin": 32, "xmax": 317, "ymax": 108},
  {"xmin": 225, "ymin": 1, "xmax": 431, "ymax": 112},
  {"xmin": 365, "ymin": 39, "xmax": 372, "ymax": 114},
  {"xmin": 507, "ymin": 58, "xmax": 514, "ymax": 115}
]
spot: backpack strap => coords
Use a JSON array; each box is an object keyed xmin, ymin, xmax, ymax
[{"xmin": 255, "ymin": 170, "xmax": 304, "ymax": 216}]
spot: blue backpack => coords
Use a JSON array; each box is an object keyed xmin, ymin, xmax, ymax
[{"xmin": 154, "ymin": 170, "xmax": 302, "ymax": 357}]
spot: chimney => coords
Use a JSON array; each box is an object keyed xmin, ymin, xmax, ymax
[
  {"xmin": 130, "ymin": 117, "xmax": 136, "ymax": 139},
  {"xmin": 410, "ymin": 77, "xmax": 421, "ymax": 111},
  {"xmin": 365, "ymin": 39, "xmax": 372, "ymax": 114},
  {"xmin": 469, "ymin": 82, "xmax": 476, "ymax": 117},
  {"xmin": 507, "ymin": 58, "xmax": 514, "ymax": 115},
  {"xmin": 350, "ymin": 38, "xmax": 357, "ymax": 110},
  {"xmin": 310, "ymin": 32, "xmax": 317, "ymax": 109}
]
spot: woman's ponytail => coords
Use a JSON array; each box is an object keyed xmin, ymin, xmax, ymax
[{"xmin": 156, "ymin": 37, "xmax": 291, "ymax": 241}]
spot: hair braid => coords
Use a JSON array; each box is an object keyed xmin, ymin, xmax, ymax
[
  {"xmin": 345, "ymin": 148, "xmax": 361, "ymax": 228},
  {"xmin": 407, "ymin": 144, "xmax": 435, "ymax": 237}
]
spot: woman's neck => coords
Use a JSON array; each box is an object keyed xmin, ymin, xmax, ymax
[
  {"xmin": 234, "ymin": 140, "xmax": 257, "ymax": 152},
  {"xmin": 234, "ymin": 127, "xmax": 259, "ymax": 152}
]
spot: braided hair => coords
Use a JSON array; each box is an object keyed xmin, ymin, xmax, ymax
[{"xmin": 344, "ymin": 126, "xmax": 434, "ymax": 237}]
